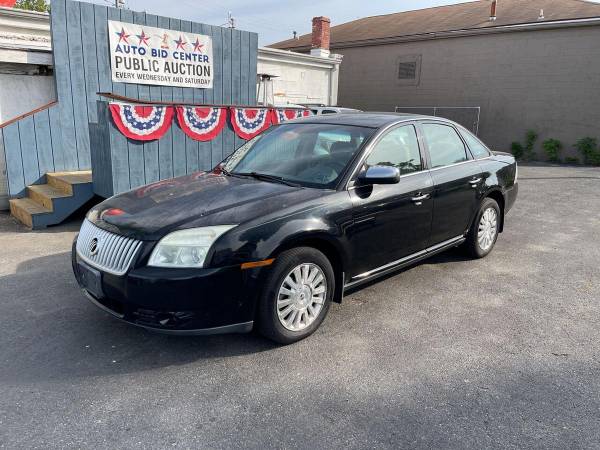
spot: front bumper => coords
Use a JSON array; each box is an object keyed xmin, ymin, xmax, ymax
[{"xmin": 72, "ymin": 239, "xmax": 262, "ymax": 334}]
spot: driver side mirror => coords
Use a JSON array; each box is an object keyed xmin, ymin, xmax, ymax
[{"xmin": 357, "ymin": 165, "xmax": 400, "ymax": 185}]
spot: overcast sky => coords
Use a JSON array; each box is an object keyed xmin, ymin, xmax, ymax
[{"xmin": 85, "ymin": 0, "xmax": 481, "ymax": 45}]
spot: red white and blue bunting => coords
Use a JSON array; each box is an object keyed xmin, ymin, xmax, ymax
[
  {"xmin": 110, "ymin": 103, "xmax": 314, "ymax": 142},
  {"xmin": 176, "ymin": 106, "xmax": 227, "ymax": 141},
  {"xmin": 271, "ymin": 108, "xmax": 312, "ymax": 124},
  {"xmin": 229, "ymin": 107, "xmax": 272, "ymax": 140},
  {"xmin": 109, "ymin": 103, "xmax": 174, "ymax": 141}
]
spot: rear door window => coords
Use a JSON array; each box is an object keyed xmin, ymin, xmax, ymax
[{"xmin": 422, "ymin": 123, "xmax": 468, "ymax": 168}]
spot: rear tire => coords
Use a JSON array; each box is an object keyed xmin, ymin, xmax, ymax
[
  {"xmin": 466, "ymin": 198, "xmax": 500, "ymax": 258},
  {"xmin": 257, "ymin": 247, "xmax": 334, "ymax": 344}
]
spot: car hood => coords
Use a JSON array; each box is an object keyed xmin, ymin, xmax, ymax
[{"xmin": 88, "ymin": 171, "xmax": 331, "ymax": 240}]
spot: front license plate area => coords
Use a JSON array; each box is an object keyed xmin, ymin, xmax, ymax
[{"xmin": 78, "ymin": 261, "xmax": 104, "ymax": 299}]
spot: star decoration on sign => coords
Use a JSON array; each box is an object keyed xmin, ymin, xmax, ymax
[
  {"xmin": 116, "ymin": 27, "xmax": 130, "ymax": 44},
  {"xmin": 136, "ymin": 30, "xmax": 150, "ymax": 46},
  {"xmin": 174, "ymin": 35, "xmax": 187, "ymax": 50},
  {"xmin": 193, "ymin": 38, "xmax": 204, "ymax": 52}
]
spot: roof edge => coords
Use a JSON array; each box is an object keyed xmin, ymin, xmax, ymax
[
  {"xmin": 258, "ymin": 46, "xmax": 342, "ymax": 65},
  {"xmin": 272, "ymin": 16, "xmax": 600, "ymax": 51}
]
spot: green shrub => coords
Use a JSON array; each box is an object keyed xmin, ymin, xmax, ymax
[
  {"xmin": 511, "ymin": 130, "xmax": 538, "ymax": 161},
  {"xmin": 511, "ymin": 142, "xmax": 524, "ymax": 160},
  {"xmin": 542, "ymin": 138, "xmax": 562, "ymax": 163},
  {"xmin": 575, "ymin": 137, "xmax": 600, "ymax": 166},
  {"xmin": 524, "ymin": 130, "xmax": 538, "ymax": 161},
  {"xmin": 564, "ymin": 156, "xmax": 579, "ymax": 165}
]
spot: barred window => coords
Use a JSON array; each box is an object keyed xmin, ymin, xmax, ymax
[
  {"xmin": 397, "ymin": 55, "xmax": 421, "ymax": 86},
  {"xmin": 398, "ymin": 62, "xmax": 417, "ymax": 80}
]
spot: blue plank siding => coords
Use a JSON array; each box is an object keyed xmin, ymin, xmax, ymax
[
  {"xmin": 127, "ymin": 139, "xmax": 145, "ymax": 188},
  {"xmin": 221, "ymin": 28, "xmax": 234, "ymax": 163},
  {"xmin": 18, "ymin": 116, "xmax": 40, "ymax": 187},
  {"xmin": 94, "ymin": 5, "xmax": 112, "ymax": 94},
  {"xmin": 181, "ymin": 20, "xmax": 199, "ymax": 173},
  {"xmin": 139, "ymin": 12, "xmax": 160, "ymax": 184},
  {"xmin": 249, "ymin": 32, "xmax": 258, "ymax": 104},
  {"xmin": 231, "ymin": 29, "xmax": 242, "ymax": 152},
  {"xmin": 109, "ymin": 126, "xmax": 130, "ymax": 194},
  {"xmin": 107, "ymin": 7, "xmax": 125, "ymax": 97},
  {"xmin": 66, "ymin": 0, "xmax": 91, "ymax": 168},
  {"xmin": 194, "ymin": 22, "xmax": 209, "ymax": 171},
  {"xmin": 3, "ymin": 0, "xmax": 258, "ymax": 198},
  {"xmin": 52, "ymin": 0, "xmax": 79, "ymax": 170},
  {"xmin": 80, "ymin": 2, "xmax": 100, "ymax": 124},
  {"xmin": 168, "ymin": 17, "xmax": 186, "ymax": 178},
  {"xmin": 240, "ymin": 31, "xmax": 250, "ymax": 106},
  {"xmin": 158, "ymin": 87, "xmax": 174, "ymax": 181},
  {"xmin": 33, "ymin": 110, "xmax": 54, "ymax": 175},
  {"xmin": 210, "ymin": 26, "xmax": 224, "ymax": 169},
  {"xmin": 48, "ymin": 105, "xmax": 65, "ymax": 171},
  {"xmin": 89, "ymin": 102, "xmax": 112, "ymax": 198},
  {"xmin": 3, "ymin": 124, "xmax": 25, "ymax": 195}
]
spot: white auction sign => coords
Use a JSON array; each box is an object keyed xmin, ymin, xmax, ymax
[{"xmin": 108, "ymin": 20, "xmax": 213, "ymax": 89}]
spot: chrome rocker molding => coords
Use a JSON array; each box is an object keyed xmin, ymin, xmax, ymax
[{"xmin": 344, "ymin": 235, "xmax": 465, "ymax": 290}]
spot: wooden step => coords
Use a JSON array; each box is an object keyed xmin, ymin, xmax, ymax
[
  {"xmin": 27, "ymin": 184, "xmax": 70, "ymax": 211},
  {"xmin": 9, "ymin": 197, "xmax": 51, "ymax": 228},
  {"xmin": 47, "ymin": 170, "xmax": 93, "ymax": 195}
]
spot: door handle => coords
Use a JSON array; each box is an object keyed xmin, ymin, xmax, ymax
[
  {"xmin": 411, "ymin": 193, "xmax": 430, "ymax": 205},
  {"xmin": 469, "ymin": 178, "xmax": 482, "ymax": 188}
]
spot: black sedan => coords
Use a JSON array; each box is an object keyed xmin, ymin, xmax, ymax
[{"xmin": 73, "ymin": 113, "xmax": 518, "ymax": 344}]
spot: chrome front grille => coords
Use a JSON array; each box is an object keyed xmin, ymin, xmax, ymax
[{"xmin": 76, "ymin": 219, "xmax": 142, "ymax": 275}]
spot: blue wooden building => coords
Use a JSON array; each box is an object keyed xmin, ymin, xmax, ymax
[{"xmin": 0, "ymin": 0, "xmax": 258, "ymax": 228}]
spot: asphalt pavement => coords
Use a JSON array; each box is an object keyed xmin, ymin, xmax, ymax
[{"xmin": 1, "ymin": 164, "xmax": 599, "ymax": 449}]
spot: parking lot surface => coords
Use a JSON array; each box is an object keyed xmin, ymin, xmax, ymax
[{"xmin": 1, "ymin": 165, "xmax": 599, "ymax": 449}]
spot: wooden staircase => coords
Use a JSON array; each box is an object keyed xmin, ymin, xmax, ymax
[{"xmin": 9, "ymin": 171, "xmax": 94, "ymax": 229}]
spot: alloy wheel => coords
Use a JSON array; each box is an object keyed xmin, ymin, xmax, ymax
[
  {"xmin": 276, "ymin": 263, "xmax": 327, "ymax": 331},
  {"xmin": 478, "ymin": 207, "xmax": 498, "ymax": 251}
]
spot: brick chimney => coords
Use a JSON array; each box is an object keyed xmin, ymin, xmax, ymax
[
  {"xmin": 311, "ymin": 16, "xmax": 330, "ymax": 57},
  {"xmin": 490, "ymin": 0, "xmax": 498, "ymax": 21}
]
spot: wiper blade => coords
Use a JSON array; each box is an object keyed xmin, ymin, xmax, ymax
[
  {"xmin": 219, "ymin": 166, "xmax": 232, "ymax": 176},
  {"xmin": 233, "ymin": 172, "xmax": 301, "ymax": 187},
  {"xmin": 219, "ymin": 166, "xmax": 245, "ymax": 179}
]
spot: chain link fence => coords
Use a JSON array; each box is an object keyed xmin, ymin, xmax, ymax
[{"xmin": 394, "ymin": 106, "xmax": 481, "ymax": 135}]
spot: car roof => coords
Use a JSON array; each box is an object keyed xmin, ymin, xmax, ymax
[{"xmin": 283, "ymin": 112, "xmax": 453, "ymax": 128}]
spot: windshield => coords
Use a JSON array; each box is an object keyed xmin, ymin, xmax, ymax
[{"xmin": 222, "ymin": 123, "xmax": 375, "ymax": 189}]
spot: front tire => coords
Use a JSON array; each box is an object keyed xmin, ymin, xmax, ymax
[
  {"xmin": 257, "ymin": 247, "xmax": 334, "ymax": 344},
  {"xmin": 466, "ymin": 198, "xmax": 500, "ymax": 258}
]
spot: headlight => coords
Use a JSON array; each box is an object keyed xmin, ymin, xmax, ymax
[{"xmin": 148, "ymin": 225, "xmax": 237, "ymax": 268}]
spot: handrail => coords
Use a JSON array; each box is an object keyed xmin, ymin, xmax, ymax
[
  {"xmin": 0, "ymin": 100, "xmax": 58, "ymax": 129},
  {"xmin": 97, "ymin": 92, "xmax": 308, "ymax": 109}
]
